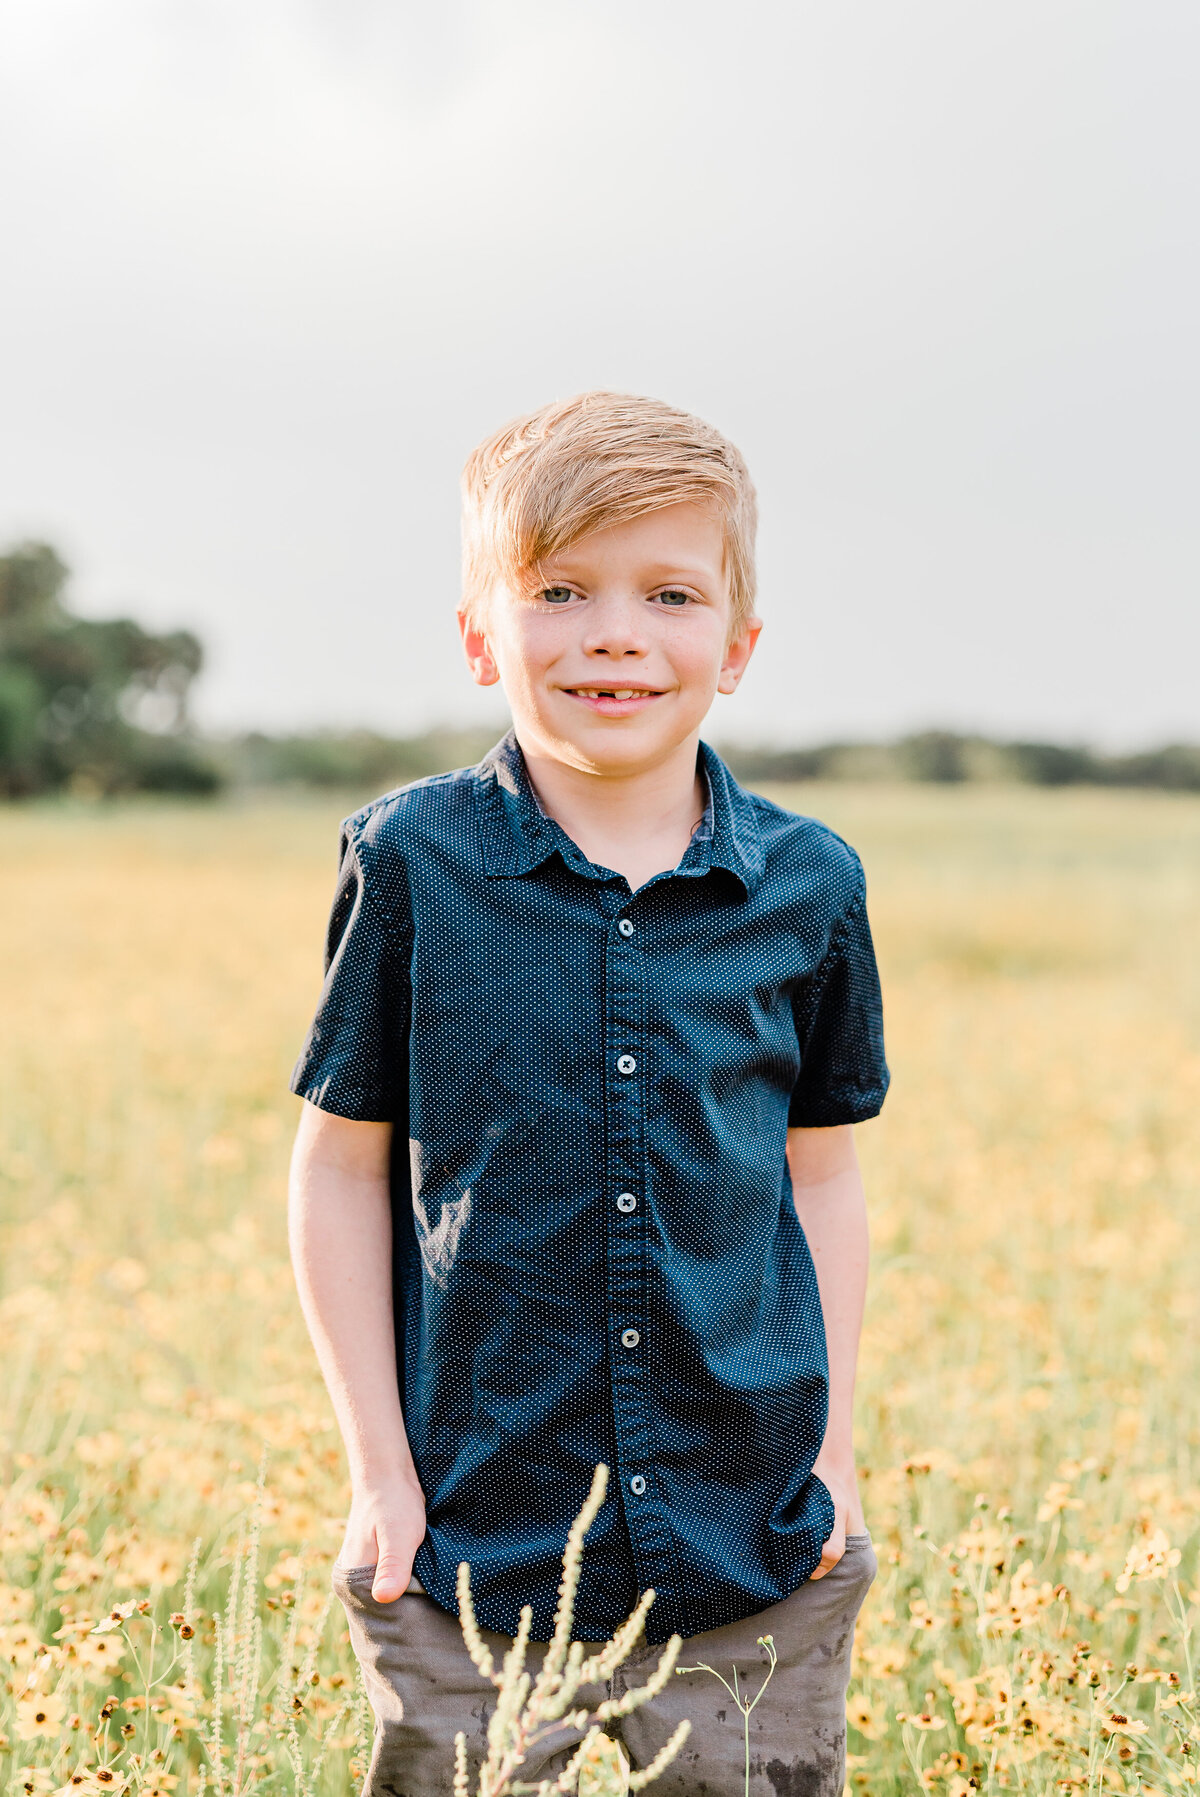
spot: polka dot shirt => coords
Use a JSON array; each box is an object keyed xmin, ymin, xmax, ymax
[{"xmin": 291, "ymin": 732, "xmax": 889, "ymax": 1643}]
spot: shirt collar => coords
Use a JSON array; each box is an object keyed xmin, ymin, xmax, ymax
[{"xmin": 473, "ymin": 730, "xmax": 763, "ymax": 895}]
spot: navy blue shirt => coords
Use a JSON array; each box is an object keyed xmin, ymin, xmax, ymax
[{"xmin": 291, "ymin": 733, "xmax": 889, "ymax": 1643}]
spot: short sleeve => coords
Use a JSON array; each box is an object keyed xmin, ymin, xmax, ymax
[
  {"xmin": 289, "ymin": 824, "xmax": 411, "ymax": 1122},
  {"xmin": 788, "ymin": 865, "xmax": 890, "ymax": 1128}
]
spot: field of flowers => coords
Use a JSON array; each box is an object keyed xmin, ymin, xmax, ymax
[{"xmin": 1, "ymin": 784, "xmax": 1198, "ymax": 1797}]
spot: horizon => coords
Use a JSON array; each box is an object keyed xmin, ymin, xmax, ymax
[{"xmin": 203, "ymin": 716, "xmax": 1199, "ymax": 757}]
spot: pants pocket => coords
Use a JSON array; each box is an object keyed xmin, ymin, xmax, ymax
[
  {"xmin": 332, "ymin": 1564, "xmax": 426, "ymax": 1593},
  {"xmin": 826, "ymin": 1533, "xmax": 878, "ymax": 1590},
  {"xmin": 330, "ymin": 1570, "xmax": 586, "ymax": 1797},
  {"xmin": 622, "ymin": 1550, "xmax": 877, "ymax": 1796}
]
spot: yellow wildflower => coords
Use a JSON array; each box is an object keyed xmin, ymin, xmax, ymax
[
  {"xmin": 14, "ymin": 1770, "xmax": 56, "ymax": 1796},
  {"xmin": 846, "ymin": 1692, "xmax": 885, "ymax": 1740},
  {"xmin": 16, "ymin": 1692, "xmax": 68, "ymax": 1739},
  {"xmin": 1102, "ymin": 1712, "xmax": 1149, "ymax": 1737},
  {"xmin": 70, "ymin": 1635, "xmax": 127, "ymax": 1679},
  {"xmin": 0, "ymin": 1583, "xmax": 34, "ymax": 1623},
  {"xmin": 1, "ymin": 1621, "xmax": 44, "ymax": 1666},
  {"xmin": 90, "ymin": 1603, "xmax": 137, "ymax": 1635},
  {"xmin": 1037, "ymin": 1481, "xmax": 1083, "ymax": 1521},
  {"xmin": 860, "ymin": 1641, "xmax": 909, "ymax": 1676},
  {"xmin": 1115, "ymin": 1527, "xmax": 1181, "ymax": 1593},
  {"xmin": 909, "ymin": 1597, "xmax": 944, "ymax": 1635},
  {"xmin": 115, "ymin": 1538, "xmax": 184, "ymax": 1588},
  {"xmin": 53, "ymin": 1551, "xmax": 104, "ymax": 1593}
]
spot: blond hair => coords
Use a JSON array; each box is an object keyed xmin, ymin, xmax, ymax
[{"xmin": 460, "ymin": 391, "xmax": 758, "ymax": 630}]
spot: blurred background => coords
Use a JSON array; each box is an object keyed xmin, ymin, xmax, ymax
[
  {"xmin": 3, "ymin": 11, "xmax": 1200, "ymax": 1794},
  {"xmin": 1, "ymin": 0, "xmax": 1197, "ymax": 797}
]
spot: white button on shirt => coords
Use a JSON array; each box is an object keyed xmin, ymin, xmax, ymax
[{"xmin": 616, "ymin": 1054, "xmax": 636, "ymax": 1075}]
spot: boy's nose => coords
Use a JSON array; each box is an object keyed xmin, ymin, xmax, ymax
[{"xmin": 580, "ymin": 594, "xmax": 649, "ymax": 658}]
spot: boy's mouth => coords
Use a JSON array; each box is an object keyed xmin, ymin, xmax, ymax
[{"xmin": 563, "ymin": 686, "xmax": 665, "ymax": 715}]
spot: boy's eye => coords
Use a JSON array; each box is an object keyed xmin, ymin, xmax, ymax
[
  {"xmin": 540, "ymin": 586, "xmax": 576, "ymax": 605},
  {"xmin": 655, "ymin": 589, "xmax": 692, "ymax": 606}
]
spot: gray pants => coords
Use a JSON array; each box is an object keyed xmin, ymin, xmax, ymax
[{"xmin": 333, "ymin": 1536, "xmax": 876, "ymax": 1797}]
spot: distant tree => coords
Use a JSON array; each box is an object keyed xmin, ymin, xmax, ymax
[
  {"xmin": 1107, "ymin": 744, "xmax": 1200, "ymax": 790},
  {"xmin": 899, "ymin": 731, "xmax": 970, "ymax": 783},
  {"xmin": 0, "ymin": 541, "xmax": 220, "ymax": 797},
  {"xmin": 1008, "ymin": 741, "xmax": 1101, "ymax": 786},
  {"xmin": 212, "ymin": 726, "xmax": 507, "ymax": 797},
  {"xmin": 717, "ymin": 743, "xmax": 830, "ymax": 784}
]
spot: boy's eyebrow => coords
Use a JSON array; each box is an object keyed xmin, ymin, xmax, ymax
[{"xmin": 542, "ymin": 556, "xmax": 721, "ymax": 583}]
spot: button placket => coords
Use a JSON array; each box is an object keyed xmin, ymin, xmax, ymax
[{"xmin": 602, "ymin": 900, "xmax": 670, "ymax": 1596}]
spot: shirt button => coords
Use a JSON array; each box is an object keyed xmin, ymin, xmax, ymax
[
  {"xmin": 629, "ymin": 1474, "xmax": 647, "ymax": 1496},
  {"xmin": 616, "ymin": 1054, "xmax": 637, "ymax": 1075},
  {"xmin": 618, "ymin": 918, "xmax": 634, "ymax": 938},
  {"xmin": 621, "ymin": 1328, "xmax": 640, "ymax": 1349},
  {"xmin": 616, "ymin": 1192, "xmax": 637, "ymax": 1213}
]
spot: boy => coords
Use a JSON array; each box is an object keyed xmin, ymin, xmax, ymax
[{"xmin": 288, "ymin": 392, "xmax": 889, "ymax": 1795}]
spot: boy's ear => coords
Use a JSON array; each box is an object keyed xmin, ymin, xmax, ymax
[
  {"xmin": 717, "ymin": 616, "xmax": 763, "ymax": 695},
  {"xmin": 458, "ymin": 607, "xmax": 501, "ymax": 687}
]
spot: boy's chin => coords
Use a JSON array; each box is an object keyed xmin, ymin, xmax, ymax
[{"xmin": 548, "ymin": 718, "xmax": 700, "ymax": 775}]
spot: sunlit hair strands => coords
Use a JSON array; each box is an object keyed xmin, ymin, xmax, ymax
[{"xmin": 460, "ymin": 391, "xmax": 759, "ymax": 631}]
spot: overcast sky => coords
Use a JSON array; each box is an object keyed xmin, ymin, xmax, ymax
[{"xmin": 2, "ymin": 1, "xmax": 1196, "ymax": 746}]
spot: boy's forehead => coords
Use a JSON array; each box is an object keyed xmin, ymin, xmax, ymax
[{"xmin": 541, "ymin": 502, "xmax": 727, "ymax": 577}]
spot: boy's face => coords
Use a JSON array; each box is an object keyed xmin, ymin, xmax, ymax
[{"xmin": 459, "ymin": 502, "xmax": 761, "ymax": 777}]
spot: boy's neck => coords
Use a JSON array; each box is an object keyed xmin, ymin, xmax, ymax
[{"xmin": 515, "ymin": 729, "xmax": 708, "ymax": 891}]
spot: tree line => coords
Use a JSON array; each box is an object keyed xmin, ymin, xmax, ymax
[
  {"xmin": 0, "ymin": 542, "xmax": 218, "ymax": 796},
  {"xmin": 217, "ymin": 727, "xmax": 1200, "ymax": 794},
  {"xmin": 2, "ymin": 540, "xmax": 1196, "ymax": 798}
]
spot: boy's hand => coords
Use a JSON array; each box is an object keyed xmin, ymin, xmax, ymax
[
  {"xmin": 809, "ymin": 1449, "xmax": 866, "ymax": 1580},
  {"xmin": 340, "ymin": 1476, "xmax": 427, "ymax": 1604}
]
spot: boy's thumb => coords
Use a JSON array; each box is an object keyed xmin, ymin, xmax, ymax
[{"xmin": 370, "ymin": 1542, "xmax": 411, "ymax": 1605}]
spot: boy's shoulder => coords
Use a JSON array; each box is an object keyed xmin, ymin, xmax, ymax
[
  {"xmin": 745, "ymin": 785, "xmax": 860, "ymax": 861},
  {"xmin": 340, "ymin": 762, "xmax": 481, "ymax": 858},
  {"xmin": 726, "ymin": 775, "xmax": 868, "ymax": 924}
]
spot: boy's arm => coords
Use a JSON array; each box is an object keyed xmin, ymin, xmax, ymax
[
  {"xmin": 288, "ymin": 1099, "xmax": 425, "ymax": 1603},
  {"xmin": 787, "ymin": 1122, "xmax": 870, "ymax": 1577}
]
